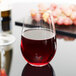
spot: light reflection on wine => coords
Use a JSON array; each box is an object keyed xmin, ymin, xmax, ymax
[{"xmin": 22, "ymin": 63, "xmax": 55, "ymax": 76}]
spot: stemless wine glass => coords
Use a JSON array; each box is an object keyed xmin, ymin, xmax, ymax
[{"xmin": 21, "ymin": 11, "xmax": 56, "ymax": 67}]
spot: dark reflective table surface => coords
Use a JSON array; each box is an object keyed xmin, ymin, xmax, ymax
[
  {"xmin": 2, "ymin": 3, "xmax": 76, "ymax": 76},
  {"xmin": 22, "ymin": 63, "xmax": 55, "ymax": 76}
]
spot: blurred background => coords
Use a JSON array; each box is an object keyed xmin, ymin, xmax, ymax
[{"xmin": 8, "ymin": 0, "xmax": 76, "ymax": 4}]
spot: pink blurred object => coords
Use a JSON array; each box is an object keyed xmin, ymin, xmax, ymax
[
  {"xmin": 53, "ymin": 18, "xmax": 57, "ymax": 23},
  {"xmin": 49, "ymin": 3, "xmax": 57, "ymax": 11},
  {"xmin": 52, "ymin": 8, "xmax": 62, "ymax": 17},
  {"xmin": 34, "ymin": 13, "xmax": 41, "ymax": 22},
  {"xmin": 71, "ymin": 11, "xmax": 76, "ymax": 20},
  {"xmin": 73, "ymin": 20, "xmax": 76, "ymax": 25},
  {"xmin": 63, "ymin": 8, "xmax": 72, "ymax": 17},
  {"xmin": 64, "ymin": 17, "xmax": 73, "ymax": 25},
  {"xmin": 31, "ymin": 9, "xmax": 37, "ymax": 18},
  {"xmin": 70, "ymin": 5, "xmax": 76, "ymax": 11},
  {"xmin": 38, "ymin": 3, "xmax": 48, "ymax": 15},
  {"xmin": 38, "ymin": 3, "xmax": 47, "ymax": 10},
  {"xmin": 57, "ymin": 16, "xmax": 64, "ymax": 25},
  {"xmin": 31, "ymin": 3, "xmax": 76, "ymax": 26}
]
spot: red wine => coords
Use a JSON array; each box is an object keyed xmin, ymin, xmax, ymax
[{"xmin": 21, "ymin": 29, "xmax": 56, "ymax": 66}]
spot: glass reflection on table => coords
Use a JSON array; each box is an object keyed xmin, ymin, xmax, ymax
[{"xmin": 22, "ymin": 63, "xmax": 55, "ymax": 76}]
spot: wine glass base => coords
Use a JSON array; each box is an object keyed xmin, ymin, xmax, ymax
[{"xmin": 28, "ymin": 62, "xmax": 49, "ymax": 67}]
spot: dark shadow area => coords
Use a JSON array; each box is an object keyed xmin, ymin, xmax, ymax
[{"xmin": 22, "ymin": 63, "xmax": 55, "ymax": 76}]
